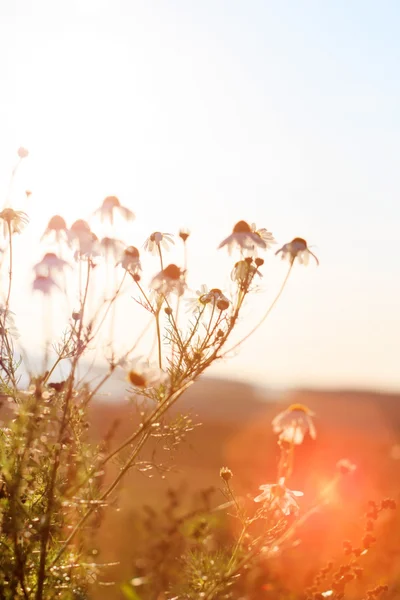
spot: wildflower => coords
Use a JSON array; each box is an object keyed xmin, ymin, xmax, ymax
[
  {"xmin": 0, "ymin": 208, "xmax": 29, "ymax": 236},
  {"xmin": 151, "ymin": 264, "xmax": 186, "ymax": 297},
  {"xmin": 32, "ymin": 274, "xmax": 59, "ymax": 294},
  {"xmin": 275, "ymin": 237, "xmax": 319, "ymax": 266},
  {"xmin": 254, "ymin": 478, "xmax": 303, "ymax": 515},
  {"xmin": 41, "ymin": 215, "xmax": 68, "ymax": 243},
  {"xmin": 218, "ymin": 220, "xmax": 267, "ymax": 254},
  {"xmin": 17, "ymin": 147, "xmax": 29, "ymax": 159},
  {"xmin": 33, "ymin": 253, "xmax": 70, "ymax": 277},
  {"xmin": 201, "ymin": 288, "xmax": 230, "ymax": 311},
  {"xmin": 231, "ymin": 258, "xmax": 262, "ymax": 287},
  {"xmin": 179, "ymin": 228, "xmax": 190, "ymax": 242},
  {"xmin": 99, "ymin": 237, "xmax": 125, "ymax": 262},
  {"xmin": 336, "ymin": 459, "xmax": 357, "ymax": 476},
  {"xmin": 126, "ymin": 358, "xmax": 168, "ymax": 389},
  {"xmin": 0, "ymin": 308, "xmax": 20, "ymax": 339},
  {"xmin": 144, "ymin": 232, "xmax": 174, "ymax": 255},
  {"xmin": 220, "ymin": 467, "xmax": 233, "ymax": 482},
  {"xmin": 94, "ymin": 195, "xmax": 135, "ymax": 224},
  {"xmin": 116, "ymin": 245, "xmax": 141, "ymax": 275},
  {"xmin": 272, "ymin": 403, "xmax": 316, "ymax": 445},
  {"xmin": 68, "ymin": 220, "xmax": 99, "ymax": 260},
  {"xmin": 185, "ymin": 285, "xmax": 210, "ymax": 313},
  {"xmin": 251, "ymin": 223, "xmax": 276, "ymax": 249}
]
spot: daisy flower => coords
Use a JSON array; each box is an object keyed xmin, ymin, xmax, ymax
[
  {"xmin": 41, "ymin": 215, "xmax": 68, "ymax": 243},
  {"xmin": 150, "ymin": 264, "xmax": 186, "ymax": 297},
  {"xmin": 68, "ymin": 220, "xmax": 100, "ymax": 260},
  {"xmin": 143, "ymin": 232, "xmax": 174, "ymax": 255},
  {"xmin": 251, "ymin": 223, "xmax": 276, "ymax": 249},
  {"xmin": 254, "ymin": 478, "xmax": 303, "ymax": 515},
  {"xmin": 179, "ymin": 228, "xmax": 190, "ymax": 242},
  {"xmin": 275, "ymin": 237, "xmax": 319, "ymax": 266},
  {"xmin": 32, "ymin": 274, "xmax": 60, "ymax": 295},
  {"xmin": 218, "ymin": 220, "xmax": 267, "ymax": 254},
  {"xmin": 17, "ymin": 147, "xmax": 29, "ymax": 159},
  {"xmin": 272, "ymin": 403, "xmax": 316, "ymax": 445},
  {"xmin": 126, "ymin": 357, "xmax": 168, "ymax": 389},
  {"xmin": 94, "ymin": 195, "xmax": 135, "ymax": 224},
  {"xmin": 116, "ymin": 245, "xmax": 141, "ymax": 275},
  {"xmin": 201, "ymin": 288, "xmax": 230, "ymax": 311},
  {"xmin": 99, "ymin": 237, "xmax": 125, "ymax": 262},
  {"xmin": 185, "ymin": 284, "xmax": 210, "ymax": 313},
  {"xmin": 33, "ymin": 253, "xmax": 70, "ymax": 277},
  {"xmin": 0, "ymin": 209, "xmax": 29, "ymax": 236}
]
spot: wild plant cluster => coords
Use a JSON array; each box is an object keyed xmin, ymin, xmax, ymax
[{"xmin": 0, "ymin": 148, "xmax": 396, "ymax": 600}]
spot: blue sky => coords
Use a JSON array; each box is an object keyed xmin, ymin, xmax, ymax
[{"xmin": 1, "ymin": 1, "xmax": 399, "ymax": 391}]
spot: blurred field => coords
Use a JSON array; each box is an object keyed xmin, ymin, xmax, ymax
[{"xmin": 84, "ymin": 376, "xmax": 400, "ymax": 598}]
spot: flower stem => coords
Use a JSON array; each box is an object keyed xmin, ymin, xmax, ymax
[{"xmin": 222, "ymin": 263, "xmax": 293, "ymax": 357}]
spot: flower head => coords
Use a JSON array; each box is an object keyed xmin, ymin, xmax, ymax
[
  {"xmin": 41, "ymin": 215, "xmax": 68, "ymax": 243},
  {"xmin": 151, "ymin": 264, "xmax": 186, "ymax": 297},
  {"xmin": 32, "ymin": 274, "xmax": 60, "ymax": 295},
  {"xmin": 336, "ymin": 459, "xmax": 357, "ymax": 476},
  {"xmin": 220, "ymin": 467, "xmax": 233, "ymax": 482},
  {"xmin": 68, "ymin": 220, "xmax": 100, "ymax": 260},
  {"xmin": 272, "ymin": 403, "xmax": 316, "ymax": 445},
  {"xmin": 254, "ymin": 478, "xmax": 303, "ymax": 515},
  {"xmin": 179, "ymin": 228, "xmax": 190, "ymax": 242},
  {"xmin": 0, "ymin": 209, "xmax": 29, "ymax": 236},
  {"xmin": 218, "ymin": 220, "xmax": 267, "ymax": 254},
  {"xmin": 126, "ymin": 357, "xmax": 168, "ymax": 389},
  {"xmin": 33, "ymin": 253, "xmax": 70, "ymax": 277},
  {"xmin": 17, "ymin": 147, "xmax": 29, "ymax": 159},
  {"xmin": 201, "ymin": 288, "xmax": 230, "ymax": 311},
  {"xmin": 99, "ymin": 237, "xmax": 125, "ymax": 262},
  {"xmin": 144, "ymin": 232, "xmax": 174, "ymax": 255},
  {"xmin": 231, "ymin": 258, "xmax": 262, "ymax": 288},
  {"xmin": 94, "ymin": 195, "xmax": 135, "ymax": 224},
  {"xmin": 251, "ymin": 223, "xmax": 276, "ymax": 249},
  {"xmin": 117, "ymin": 245, "xmax": 141, "ymax": 275},
  {"xmin": 275, "ymin": 237, "xmax": 319, "ymax": 266}
]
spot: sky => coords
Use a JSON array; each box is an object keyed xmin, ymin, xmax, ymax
[{"xmin": 0, "ymin": 0, "xmax": 399, "ymax": 392}]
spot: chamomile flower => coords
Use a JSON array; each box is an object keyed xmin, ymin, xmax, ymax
[
  {"xmin": 32, "ymin": 274, "xmax": 60, "ymax": 295},
  {"xmin": 251, "ymin": 223, "xmax": 276, "ymax": 249},
  {"xmin": 41, "ymin": 215, "xmax": 68, "ymax": 243},
  {"xmin": 201, "ymin": 288, "xmax": 230, "ymax": 311},
  {"xmin": 272, "ymin": 403, "xmax": 316, "ymax": 445},
  {"xmin": 99, "ymin": 237, "xmax": 125, "ymax": 262},
  {"xmin": 185, "ymin": 284, "xmax": 210, "ymax": 312},
  {"xmin": 143, "ymin": 232, "xmax": 174, "ymax": 255},
  {"xmin": 0, "ymin": 208, "xmax": 29, "ymax": 236},
  {"xmin": 275, "ymin": 237, "xmax": 319, "ymax": 266},
  {"xmin": 218, "ymin": 220, "xmax": 267, "ymax": 254},
  {"xmin": 94, "ymin": 195, "xmax": 135, "ymax": 224},
  {"xmin": 150, "ymin": 264, "xmax": 186, "ymax": 297},
  {"xmin": 33, "ymin": 253, "xmax": 70, "ymax": 277},
  {"xmin": 179, "ymin": 228, "xmax": 190, "ymax": 242},
  {"xmin": 126, "ymin": 357, "xmax": 168, "ymax": 389},
  {"xmin": 68, "ymin": 220, "xmax": 100, "ymax": 260},
  {"xmin": 254, "ymin": 478, "xmax": 303, "ymax": 515},
  {"xmin": 116, "ymin": 245, "xmax": 141, "ymax": 275},
  {"xmin": 17, "ymin": 147, "xmax": 29, "ymax": 159}
]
